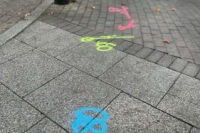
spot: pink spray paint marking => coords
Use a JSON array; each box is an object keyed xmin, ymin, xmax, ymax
[
  {"xmin": 109, "ymin": 6, "xmax": 131, "ymax": 19},
  {"xmin": 109, "ymin": 6, "xmax": 135, "ymax": 30},
  {"xmin": 118, "ymin": 20, "xmax": 135, "ymax": 30}
]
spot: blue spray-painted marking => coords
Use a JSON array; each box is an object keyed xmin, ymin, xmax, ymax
[{"xmin": 72, "ymin": 107, "xmax": 109, "ymax": 133}]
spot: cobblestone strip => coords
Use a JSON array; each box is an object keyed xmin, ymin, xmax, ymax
[{"xmin": 38, "ymin": 13, "xmax": 200, "ymax": 80}]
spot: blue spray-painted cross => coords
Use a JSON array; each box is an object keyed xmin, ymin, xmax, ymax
[{"xmin": 72, "ymin": 107, "xmax": 109, "ymax": 133}]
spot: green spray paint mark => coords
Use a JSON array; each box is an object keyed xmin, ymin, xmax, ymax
[
  {"xmin": 81, "ymin": 35, "xmax": 134, "ymax": 42},
  {"xmin": 81, "ymin": 35, "xmax": 134, "ymax": 52},
  {"xmin": 96, "ymin": 41, "xmax": 116, "ymax": 52}
]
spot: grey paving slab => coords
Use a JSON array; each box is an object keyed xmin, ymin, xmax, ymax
[
  {"xmin": 182, "ymin": 63, "xmax": 200, "ymax": 77},
  {"xmin": 57, "ymin": 42, "xmax": 126, "ymax": 77},
  {"xmin": 99, "ymin": 55, "xmax": 180, "ymax": 106},
  {"xmin": 24, "ymin": 68, "xmax": 120, "ymax": 132},
  {"xmin": 169, "ymin": 58, "xmax": 188, "ymax": 72},
  {"xmin": 37, "ymin": 31, "xmax": 81, "ymax": 57},
  {"xmin": 15, "ymin": 21, "xmax": 56, "ymax": 42},
  {"xmin": 25, "ymin": 118, "xmax": 67, "ymax": 133},
  {"xmin": 0, "ymin": 50, "xmax": 71, "ymax": 97},
  {"xmin": 0, "ymin": 39, "xmax": 33, "ymax": 64},
  {"xmin": 94, "ymin": 93, "xmax": 191, "ymax": 133},
  {"xmin": 158, "ymin": 74, "xmax": 200, "ymax": 128},
  {"xmin": 0, "ymin": 84, "xmax": 44, "ymax": 133},
  {"xmin": 191, "ymin": 128, "xmax": 200, "ymax": 133}
]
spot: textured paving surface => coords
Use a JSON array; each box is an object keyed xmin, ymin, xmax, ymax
[
  {"xmin": 39, "ymin": 0, "xmax": 200, "ymax": 65},
  {"xmin": 0, "ymin": 20, "xmax": 200, "ymax": 132},
  {"xmin": 1, "ymin": 0, "xmax": 200, "ymax": 132},
  {"xmin": 37, "ymin": 0, "xmax": 200, "ymax": 80},
  {"xmin": 0, "ymin": 0, "xmax": 42, "ymax": 34}
]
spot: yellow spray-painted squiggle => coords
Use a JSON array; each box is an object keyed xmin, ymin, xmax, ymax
[
  {"xmin": 81, "ymin": 35, "xmax": 134, "ymax": 52},
  {"xmin": 96, "ymin": 41, "xmax": 116, "ymax": 52},
  {"xmin": 81, "ymin": 35, "xmax": 134, "ymax": 42}
]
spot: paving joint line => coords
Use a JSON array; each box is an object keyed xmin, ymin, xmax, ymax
[{"xmin": 155, "ymin": 74, "xmax": 181, "ymax": 107}]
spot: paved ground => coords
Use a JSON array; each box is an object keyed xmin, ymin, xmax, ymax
[
  {"xmin": 39, "ymin": 0, "xmax": 200, "ymax": 65},
  {"xmin": 1, "ymin": 0, "xmax": 200, "ymax": 133},
  {"xmin": 0, "ymin": 0, "xmax": 42, "ymax": 34}
]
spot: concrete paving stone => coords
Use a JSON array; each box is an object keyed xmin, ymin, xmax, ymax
[
  {"xmin": 133, "ymin": 37, "xmax": 143, "ymax": 45},
  {"xmin": 157, "ymin": 54, "xmax": 176, "ymax": 67},
  {"xmin": 45, "ymin": 18, "xmax": 64, "ymax": 26},
  {"xmin": 142, "ymin": 27, "xmax": 151, "ymax": 34},
  {"xmin": 80, "ymin": 18, "xmax": 90, "ymax": 24},
  {"xmin": 148, "ymin": 17, "xmax": 157, "ymax": 23},
  {"xmin": 167, "ymin": 24, "xmax": 177, "ymax": 30},
  {"xmin": 67, "ymin": 26, "xmax": 84, "ymax": 33},
  {"xmin": 146, "ymin": 50, "xmax": 165, "ymax": 63},
  {"xmin": 177, "ymin": 47, "xmax": 193, "ymax": 59},
  {"xmin": 160, "ymin": 27, "xmax": 170, "ymax": 34},
  {"xmin": 140, "ymin": 21, "xmax": 149, "ymax": 26},
  {"xmin": 191, "ymin": 20, "xmax": 200, "ymax": 27},
  {"xmin": 149, "ymin": 23, "xmax": 159, "ymax": 30},
  {"xmin": 22, "ymin": 28, "xmax": 76, "ymax": 48},
  {"xmin": 99, "ymin": 55, "xmax": 180, "ymax": 106},
  {"xmin": 151, "ymin": 29, "xmax": 162, "ymax": 38},
  {"xmin": 38, "ymin": 31, "xmax": 81, "ymax": 57},
  {"xmin": 124, "ymin": 44, "xmax": 143, "ymax": 55},
  {"xmin": 169, "ymin": 58, "xmax": 188, "ymax": 72},
  {"xmin": 155, "ymin": 46, "xmax": 167, "ymax": 53},
  {"xmin": 174, "ymin": 21, "xmax": 184, "ymax": 27},
  {"xmin": 0, "ymin": 84, "xmax": 44, "ymax": 133},
  {"xmin": 24, "ymin": 68, "xmax": 120, "ymax": 132},
  {"xmin": 55, "ymin": 21, "xmax": 71, "ymax": 28},
  {"xmin": 74, "ymin": 28, "xmax": 91, "ymax": 36},
  {"xmin": 135, "ymin": 47, "xmax": 153, "ymax": 59},
  {"xmin": 153, "ymin": 37, "xmax": 165, "ymax": 47},
  {"xmin": 57, "ymin": 42, "xmax": 126, "ymax": 77},
  {"xmin": 115, "ymin": 41, "xmax": 133, "ymax": 51},
  {"xmin": 61, "ymin": 24, "xmax": 77, "ymax": 31},
  {"xmin": 144, "ymin": 42, "xmax": 155, "ymax": 49},
  {"xmin": 109, "ymin": 39, "xmax": 124, "ymax": 46},
  {"xmin": 0, "ymin": 50, "xmax": 71, "ymax": 97},
  {"xmin": 25, "ymin": 118, "xmax": 67, "ymax": 133},
  {"xmin": 15, "ymin": 21, "xmax": 56, "ymax": 42},
  {"xmin": 184, "ymin": 23, "xmax": 196, "ymax": 31},
  {"xmin": 194, "ymin": 38, "xmax": 200, "ymax": 46},
  {"xmin": 182, "ymin": 63, "xmax": 200, "ymax": 77},
  {"xmin": 143, "ymin": 34, "xmax": 153, "ymax": 42},
  {"xmin": 0, "ymin": 39, "xmax": 33, "ymax": 64},
  {"xmin": 162, "ymin": 34, "xmax": 174, "ymax": 43},
  {"xmin": 99, "ymin": 93, "xmax": 191, "ymax": 133},
  {"xmin": 191, "ymin": 128, "xmax": 200, "ymax": 133},
  {"xmin": 178, "ymin": 27, "xmax": 188, "ymax": 34},
  {"xmin": 166, "ymin": 43, "xmax": 180, "ymax": 57},
  {"xmin": 181, "ymin": 33, "xmax": 194, "ymax": 42},
  {"xmin": 175, "ymin": 40, "xmax": 187, "ymax": 47},
  {"xmin": 192, "ymin": 53, "xmax": 200, "ymax": 64},
  {"xmin": 158, "ymin": 74, "xmax": 200, "ymax": 128},
  {"xmin": 171, "ymin": 30, "xmax": 183, "ymax": 40}
]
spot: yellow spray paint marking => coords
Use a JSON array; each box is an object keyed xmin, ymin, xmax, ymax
[
  {"xmin": 81, "ymin": 35, "xmax": 134, "ymax": 52},
  {"xmin": 81, "ymin": 35, "xmax": 134, "ymax": 42},
  {"xmin": 96, "ymin": 41, "xmax": 116, "ymax": 52}
]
